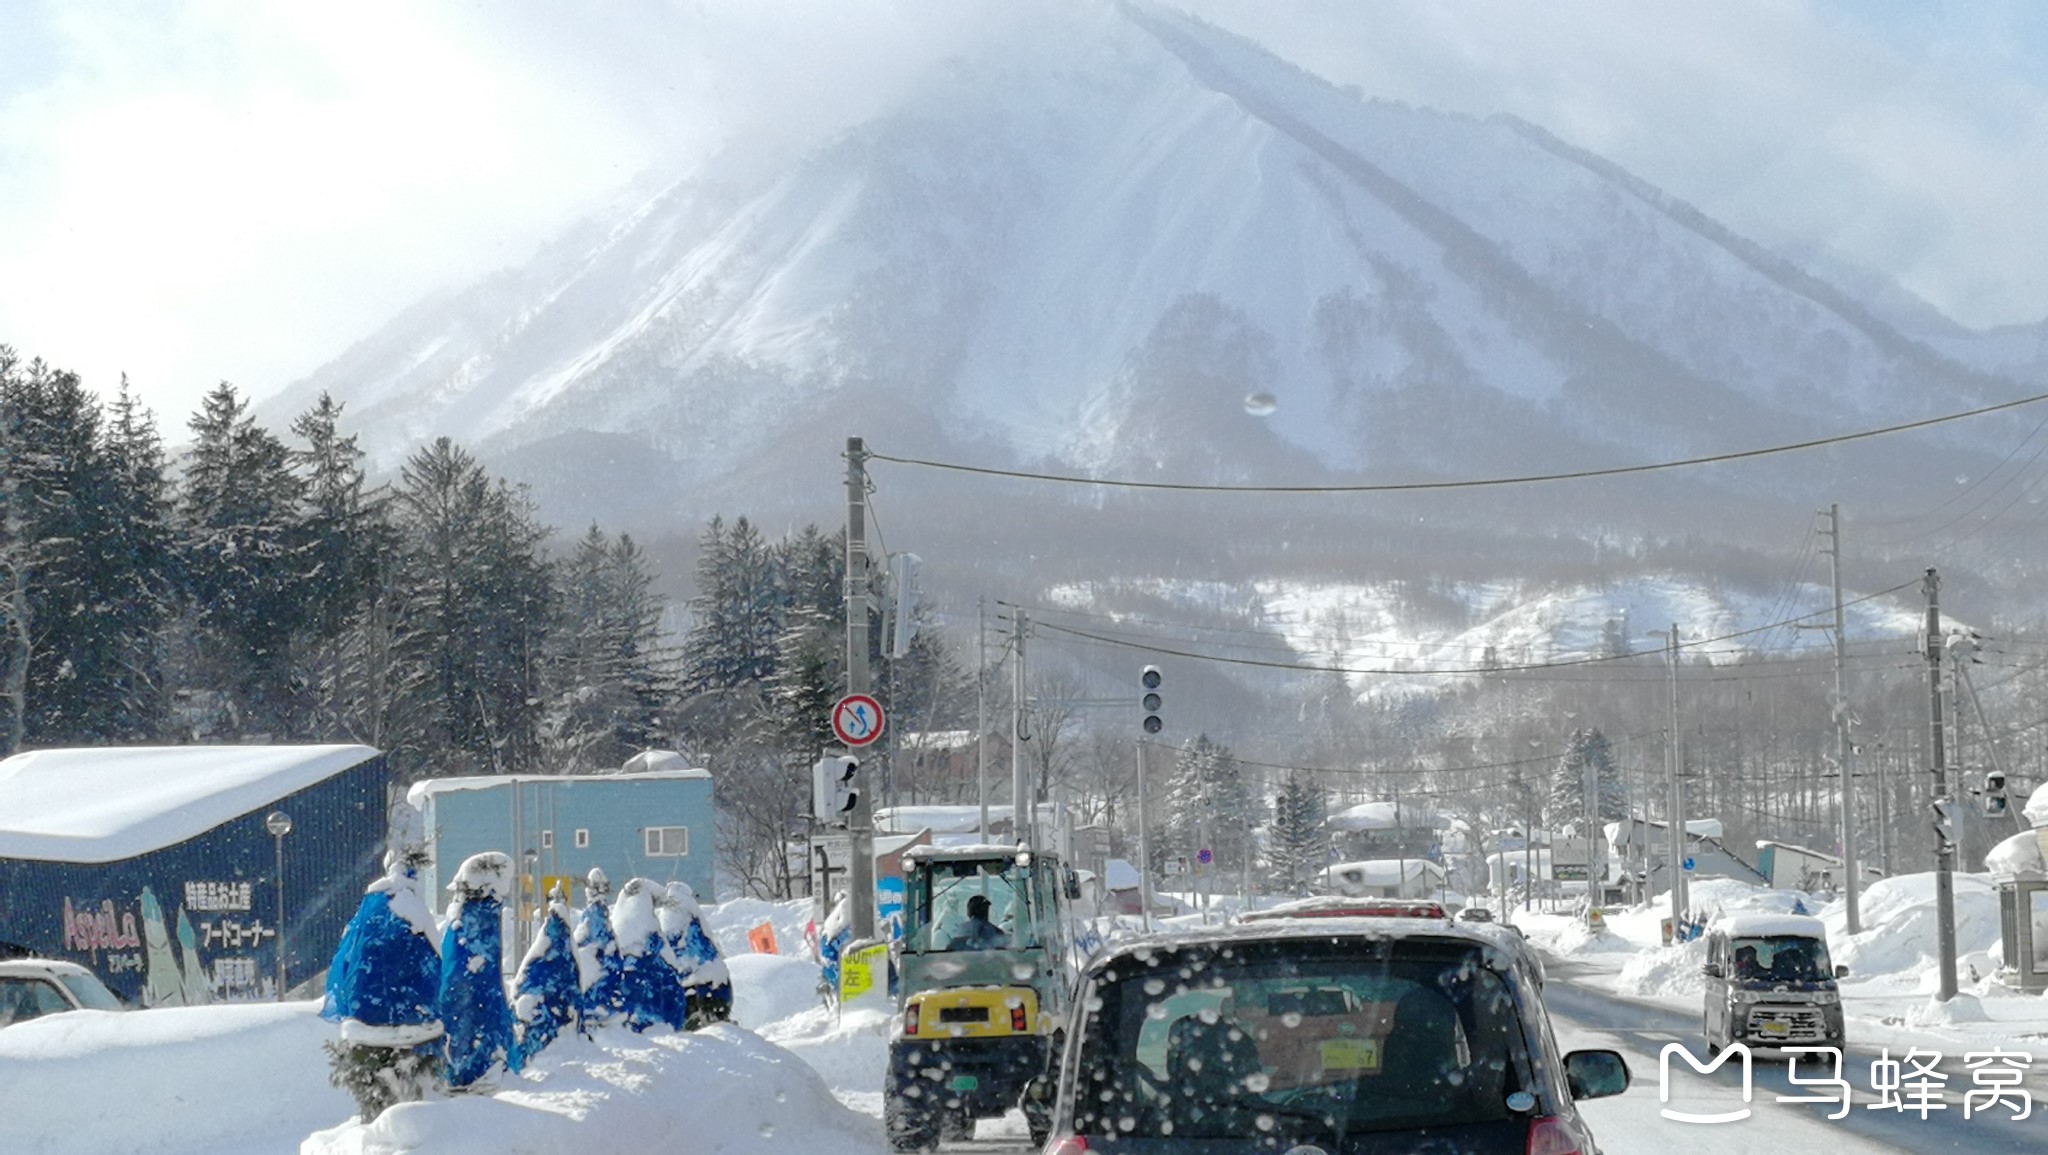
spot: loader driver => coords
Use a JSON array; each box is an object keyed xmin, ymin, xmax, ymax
[{"xmin": 947, "ymin": 894, "xmax": 1010, "ymax": 951}]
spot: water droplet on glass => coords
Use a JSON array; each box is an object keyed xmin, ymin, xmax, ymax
[
  {"xmin": 759, "ymin": 1123, "xmax": 775, "ymax": 1138},
  {"xmin": 1143, "ymin": 977, "xmax": 1166, "ymax": 996},
  {"xmin": 1255, "ymin": 1114, "xmax": 1276, "ymax": 1132},
  {"xmin": 1956, "ymin": 473, "xmax": 1971, "ymax": 485},
  {"xmin": 1280, "ymin": 1012, "xmax": 1302, "ymax": 1028},
  {"xmin": 1244, "ymin": 392, "xmax": 1278, "ymax": 417},
  {"xmin": 1245, "ymin": 1072, "xmax": 1271, "ymax": 1093},
  {"xmin": 1446, "ymin": 1069, "xmax": 1466, "ymax": 1086},
  {"xmin": 1507, "ymin": 1091, "xmax": 1536, "ymax": 1112}
]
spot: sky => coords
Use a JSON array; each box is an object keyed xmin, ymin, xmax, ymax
[{"xmin": 2, "ymin": 0, "xmax": 2045, "ymax": 429}]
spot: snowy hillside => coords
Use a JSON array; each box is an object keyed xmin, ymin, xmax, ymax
[
  {"xmin": 1047, "ymin": 572, "xmax": 1927, "ymax": 699},
  {"xmin": 257, "ymin": 1, "xmax": 2036, "ymax": 534}
]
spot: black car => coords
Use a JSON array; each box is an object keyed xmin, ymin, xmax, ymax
[{"xmin": 1038, "ymin": 918, "xmax": 1626, "ymax": 1153}]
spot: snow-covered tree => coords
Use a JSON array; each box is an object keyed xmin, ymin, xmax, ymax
[
  {"xmin": 612, "ymin": 878, "xmax": 688, "ymax": 1032},
  {"xmin": 391, "ymin": 437, "xmax": 554, "ymax": 776},
  {"xmin": 511, "ymin": 884, "xmax": 580, "ymax": 1062},
  {"xmin": 320, "ymin": 837, "xmax": 444, "ymax": 1120},
  {"xmin": 1545, "ymin": 728, "xmax": 1626, "ymax": 831},
  {"xmin": 178, "ymin": 381, "xmax": 313, "ymax": 736},
  {"xmin": 1160, "ymin": 735, "xmax": 1260, "ymax": 874},
  {"xmin": 436, "ymin": 852, "xmax": 521, "ymax": 1088},
  {"xmin": 1268, "ymin": 772, "xmax": 1329, "ymax": 893},
  {"xmin": 661, "ymin": 881, "xmax": 731, "ymax": 1025},
  {"xmin": 572, "ymin": 868, "xmax": 625, "ymax": 1025},
  {"xmin": 548, "ymin": 526, "xmax": 679, "ymax": 770}
]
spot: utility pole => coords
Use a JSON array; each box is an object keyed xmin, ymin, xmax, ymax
[
  {"xmin": 1136, "ymin": 740, "xmax": 1154, "ymax": 932},
  {"xmin": 1821, "ymin": 505, "xmax": 1861, "ymax": 933},
  {"xmin": 1011, "ymin": 610, "xmax": 1030, "ymax": 847},
  {"xmin": 1665, "ymin": 624, "xmax": 1687, "ymax": 940},
  {"xmin": 1924, "ymin": 569, "xmax": 1958, "ymax": 1001},
  {"xmin": 977, "ymin": 598, "xmax": 989, "ymax": 842},
  {"xmin": 844, "ymin": 437, "xmax": 876, "ymax": 942}
]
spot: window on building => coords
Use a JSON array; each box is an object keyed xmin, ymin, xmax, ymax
[
  {"xmin": 574, "ymin": 828, "xmax": 590, "ymax": 849},
  {"xmin": 644, "ymin": 826, "xmax": 689, "ymax": 857},
  {"xmin": 540, "ymin": 829, "xmax": 554, "ymax": 849}
]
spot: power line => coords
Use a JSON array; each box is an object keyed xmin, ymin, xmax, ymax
[{"xmin": 867, "ymin": 391, "xmax": 2048, "ymax": 494}]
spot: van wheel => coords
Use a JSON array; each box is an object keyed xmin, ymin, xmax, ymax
[{"xmin": 939, "ymin": 1113, "xmax": 975, "ymax": 1142}]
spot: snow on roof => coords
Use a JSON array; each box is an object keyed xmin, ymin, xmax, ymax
[
  {"xmin": 1104, "ymin": 858, "xmax": 1141, "ymax": 891},
  {"xmin": 0, "ymin": 744, "xmax": 380, "ymax": 863},
  {"xmin": 1714, "ymin": 913, "xmax": 1827, "ymax": 939},
  {"xmin": 1326, "ymin": 801, "xmax": 1453, "ymax": 831},
  {"xmin": 874, "ymin": 805, "xmax": 992, "ymax": 834},
  {"xmin": 405, "ymin": 766, "xmax": 709, "ymax": 809},
  {"xmin": 1987, "ymin": 830, "xmax": 2047, "ymax": 876},
  {"xmin": 1324, "ymin": 859, "xmax": 1447, "ymax": 886},
  {"xmin": 898, "ymin": 730, "xmax": 980, "ymax": 752},
  {"xmin": 1755, "ymin": 840, "xmax": 1840, "ymax": 864},
  {"xmin": 2025, "ymin": 782, "xmax": 2048, "ymax": 828}
]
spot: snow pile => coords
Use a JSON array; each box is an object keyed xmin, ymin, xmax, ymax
[
  {"xmin": 302, "ymin": 1023, "xmax": 882, "ymax": 1155},
  {"xmin": 705, "ymin": 895, "xmax": 812, "ymax": 957},
  {"xmin": 1613, "ymin": 935, "xmax": 1711, "ymax": 999},
  {"xmin": 1821, "ymin": 873, "xmax": 2000, "ymax": 985},
  {"xmin": 0, "ymin": 1001, "xmax": 350, "ymax": 1155},
  {"xmin": 756, "ymin": 1003, "xmax": 892, "ymax": 1114},
  {"xmin": 728, "ymin": 952, "xmax": 825, "ymax": 1029}
]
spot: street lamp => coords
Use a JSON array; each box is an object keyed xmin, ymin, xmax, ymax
[{"xmin": 265, "ymin": 811, "xmax": 293, "ymax": 1000}]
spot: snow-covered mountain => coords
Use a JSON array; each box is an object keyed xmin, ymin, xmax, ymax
[{"xmin": 260, "ymin": 1, "xmax": 2041, "ymax": 550}]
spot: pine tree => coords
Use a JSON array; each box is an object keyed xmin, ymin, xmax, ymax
[
  {"xmin": 682, "ymin": 516, "xmax": 781, "ymax": 693},
  {"xmin": 178, "ymin": 382, "xmax": 312, "ymax": 736},
  {"xmin": 1546, "ymin": 727, "xmax": 1625, "ymax": 830},
  {"xmin": 391, "ymin": 437, "xmax": 554, "ymax": 776},
  {"xmin": 549, "ymin": 525, "xmax": 679, "ymax": 769},
  {"xmin": 1268, "ymin": 772, "xmax": 1329, "ymax": 893},
  {"xmin": 98, "ymin": 377, "xmax": 176, "ymax": 740},
  {"xmin": 512, "ymin": 890, "xmax": 580, "ymax": 1062},
  {"xmin": 0, "ymin": 359, "xmax": 177, "ymax": 745},
  {"xmin": 1160, "ymin": 735, "xmax": 1260, "ymax": 875}
]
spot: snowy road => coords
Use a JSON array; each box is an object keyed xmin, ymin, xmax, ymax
[{"xmin": 1547, "ymin": 954, "xmax": 2048, "ymax": 1154}]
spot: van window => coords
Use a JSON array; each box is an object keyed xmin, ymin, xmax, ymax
[
  {"xmin": 1071, "ymin": 938, "xmax": 1536, "ymax": 1142},
  {"xmin": 1729, "ymin": 936, "xmax": 1832, "ymax": 984}
]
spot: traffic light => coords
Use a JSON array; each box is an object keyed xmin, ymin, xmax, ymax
[
  {"xmin": 813, "ymin": 754, "xmax": 860, "ymax": 824},
  {"xmin": 1140, "ymin": 665, "xmax": 1162, "ymax": 734},
  {"xmin": 1984, "ymin": 770, "xmax": 2009, "ymax": 817}
]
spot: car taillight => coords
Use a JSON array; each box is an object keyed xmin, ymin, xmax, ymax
[
  {"xmin": 1011, "ymin": 1004, "xmax": 1029, "ymax": 1031},
  {"xmin": 1042, "ymin": 1137, "xmax": 1088, "ymax": 1155},
  {"xmin": 902, "ymin": 1005, "xmax": 919, "ymax": 1036},
  {"xmin": 1526, "ymin": 1115, "xmax": 1583, "ymax": 1155}
]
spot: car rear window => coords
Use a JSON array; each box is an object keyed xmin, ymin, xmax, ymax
[{"xmin": 1070, "ymin": 936, "xmax": 1536, "ymax": 1142}]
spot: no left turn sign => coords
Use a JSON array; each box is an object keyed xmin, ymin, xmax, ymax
[{"xmin": 831, "ymin": 694, "xmax": 886, "ymax": 747}]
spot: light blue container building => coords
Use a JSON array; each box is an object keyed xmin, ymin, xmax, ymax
[{"xmin": 406, "ymin": 757, "xmax": 715, "ymax": 935}]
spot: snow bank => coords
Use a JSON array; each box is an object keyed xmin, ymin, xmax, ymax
[
  {"xmin": 1613, "ymin": 936, "xmax": 1710, "ymax": 999},
  {"xmin": 1821, "ymin": 873, "xmax": 1999, "ymax": 984},
  {"xmin": 705, "ymin": 895, "xmax": 812, "ymax": 957},
  {"xmin": 0, "ymin": 1001, "xmax": 349, "ymax": 1155},
  {"xmin": 756, "ymin": 1003, "xmax": 892, "ymax": 1114},
  {"xmin": 302, "ymin": 1023, "xmax": 882, "ymax": 1155},
  {"xmin": 728, "ymin": 952, "xmax": 824, "ymax": 1029}
]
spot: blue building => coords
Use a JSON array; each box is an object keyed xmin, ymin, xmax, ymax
[
  {"xmin": 407, "ymin": 757, "xmax": 715, "ymax": 941},
  {"xmin": 0, "ymin": 745, "xmax": 387, "ymax": 1004}
]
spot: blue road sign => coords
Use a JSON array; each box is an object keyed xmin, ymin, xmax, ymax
[{"xmin": 1683, "ymin": 857, "xmax": 1696, "ymax": 872}]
